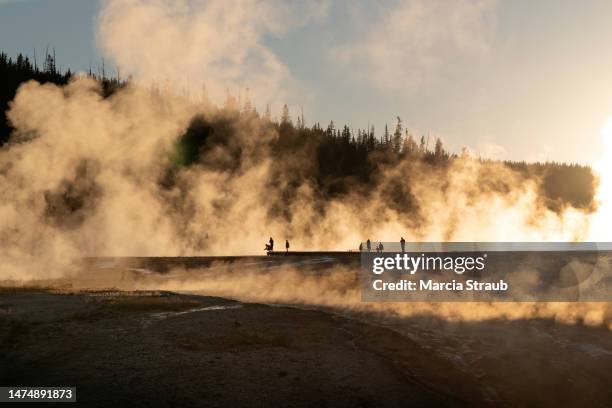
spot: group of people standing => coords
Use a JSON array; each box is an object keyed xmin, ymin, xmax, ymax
[
  {"xmin": 264, "ymin": 237, "xmax": 290, "ymax": 253},
  {"xmin": 359, "ymin": 237, "xmax": 406, "ymax": 253},
  {"xmin": 264, "ymin": 236, "xmax": 409, "ymax": 254}
]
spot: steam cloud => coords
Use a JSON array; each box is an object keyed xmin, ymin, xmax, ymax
[
  {"xmin": 97, "ymin": 0, "xmax": 328, "ymax": 105},
  {"xmin": 0, "ymin": 76, "xmax": 594, "ymax": 280},
  {"xmin": 0, "ymin": 0, "xmax": 608, "ymax": 327},
  {"xmin": 77, "ymin": 263, "xmax": 611, "ymax": 329}
]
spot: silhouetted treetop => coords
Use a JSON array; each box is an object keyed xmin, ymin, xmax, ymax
[{"xmin": 0, "ymin": 50, "xmax": 595, "ymax": 213}]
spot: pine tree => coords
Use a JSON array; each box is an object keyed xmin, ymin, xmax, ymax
[
  {"xmin": 264, "ymin": 104, "xmax": 272, "ymax": 121},
  {"xmin": 281, "ymin": 104, "xmax": 291, "ymax": 125},
  {"xmin": 242, "ymin": 88, "xmax": 252, "ymax": 114},
  {"xmin": 299, "ymin": 106, "xmax": 305, "ymax": 129},
  {"xmin": 392, "ymin": 116, "xmax": 403, "ymax": 153},
  {"xmin": 368, "ymin": 125, "xmax": 376, "ymax": 150},
  {"xmin": 341, "ymin": 125, "xmax": 351, "ymax": 143},
  {"xmin": 434, "ymin": 137, "xmax": 444, "ymax": 157},
  {"xmin": 356, "ymin": 129, "xmax": 363, "ymax": 145},
  {"xmin": 43, "ymin": 51, "xmax": 56, "ymax": 74},
  {"xmin": 383, "ymin": 124, "xmax": 390, "ymax": 147},
  {"xmin": 403, "ymin": 131, "xmax": 418, "ymax": 155},
  {"xmin": 326, "ymin": 121, "xmax": 335, "ymax": 138}
]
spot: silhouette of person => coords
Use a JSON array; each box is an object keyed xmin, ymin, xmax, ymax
[
  {"xmin": 269, "ymin": 237, "xmax": 274, "ymax": 251},
  {"xmin": 366, "ymin": 239, "xmax": 371, "ymax": 252},
  {"xmin": 359, "ymin": 243, "xmax": 363, "ymax": 252},
  {"xmin": 285, "ymin": 240, "xmax": 290, "ymax": 254},
  {"xmin": 400, "ymin": 237, "xmax": 406, "ymax": 253},
  {"xmin": 378, "ymin": 242, "xmax": 384, "ymax": 253}
]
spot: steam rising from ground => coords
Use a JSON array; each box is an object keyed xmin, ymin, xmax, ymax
[
  {"xmin": 0, "ymin": 0, "xmax": 610, "ymax": 328},
  {"xmin": 0, "ymin": 75, "xmax": 595, "ymax": 280},
  {"xmin": 88, "ymin": 263, "xmax": 609, "ymax": 330}
]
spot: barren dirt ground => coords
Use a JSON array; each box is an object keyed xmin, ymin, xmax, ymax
[
  {"xmin": 1, "ymin": 289, "xmax": 471, "ymax": 407},
  {"xmin": 1, "ymin": 287, "xmax": 611, "ymax": 407}
]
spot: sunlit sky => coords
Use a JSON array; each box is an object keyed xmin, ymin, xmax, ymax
[{"xmin": 2, "ymin": 0, "xmax": 612, "ymax": 164}]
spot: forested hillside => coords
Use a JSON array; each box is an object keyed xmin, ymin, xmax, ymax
[{"xmin": 0, "ymin": 52, "xmax": 595, "ymax": 215}]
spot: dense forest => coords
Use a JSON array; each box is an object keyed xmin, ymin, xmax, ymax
[{"xmin": 0, "ymin": 51, "xmax": 596, "ymax": 214}]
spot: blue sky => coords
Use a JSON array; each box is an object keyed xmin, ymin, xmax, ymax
[
  {"xmin": 0, "ymin": 0, "xmax": 101, "ymax": 72},
  {"xmin": 2, "ymin": 0, "xmax": 612, "ymax": 164}
]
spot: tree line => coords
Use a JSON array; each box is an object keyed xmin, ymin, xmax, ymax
[{"xmin": 0, "ymin": 51, "xmax": 596, "ymax": 212}]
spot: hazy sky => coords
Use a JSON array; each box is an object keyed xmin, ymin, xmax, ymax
[{"xmin": 2, "ymin": 0, "xmax": 612, "ymax": 164}]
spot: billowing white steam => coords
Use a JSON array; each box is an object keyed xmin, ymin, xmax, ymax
[
  {"xmin": 97, "ymin": 0, "xmax": 327, "ymax": 105},
  {"xmin": 0, "ymin": 0, "xmax": 608, "ymax": 328},
  {"xmin": 0, "ymin": 76, "xmax": 594, "ymax": 281}
]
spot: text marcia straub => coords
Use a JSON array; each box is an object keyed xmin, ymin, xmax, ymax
[{"xmin": 372, "ymin": 279, "xmax": 509, "ymax": 291}]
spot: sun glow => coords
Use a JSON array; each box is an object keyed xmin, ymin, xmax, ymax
[{"xmin": 589, "ymin": 118, "xmax": 612, "ymax": 241}]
